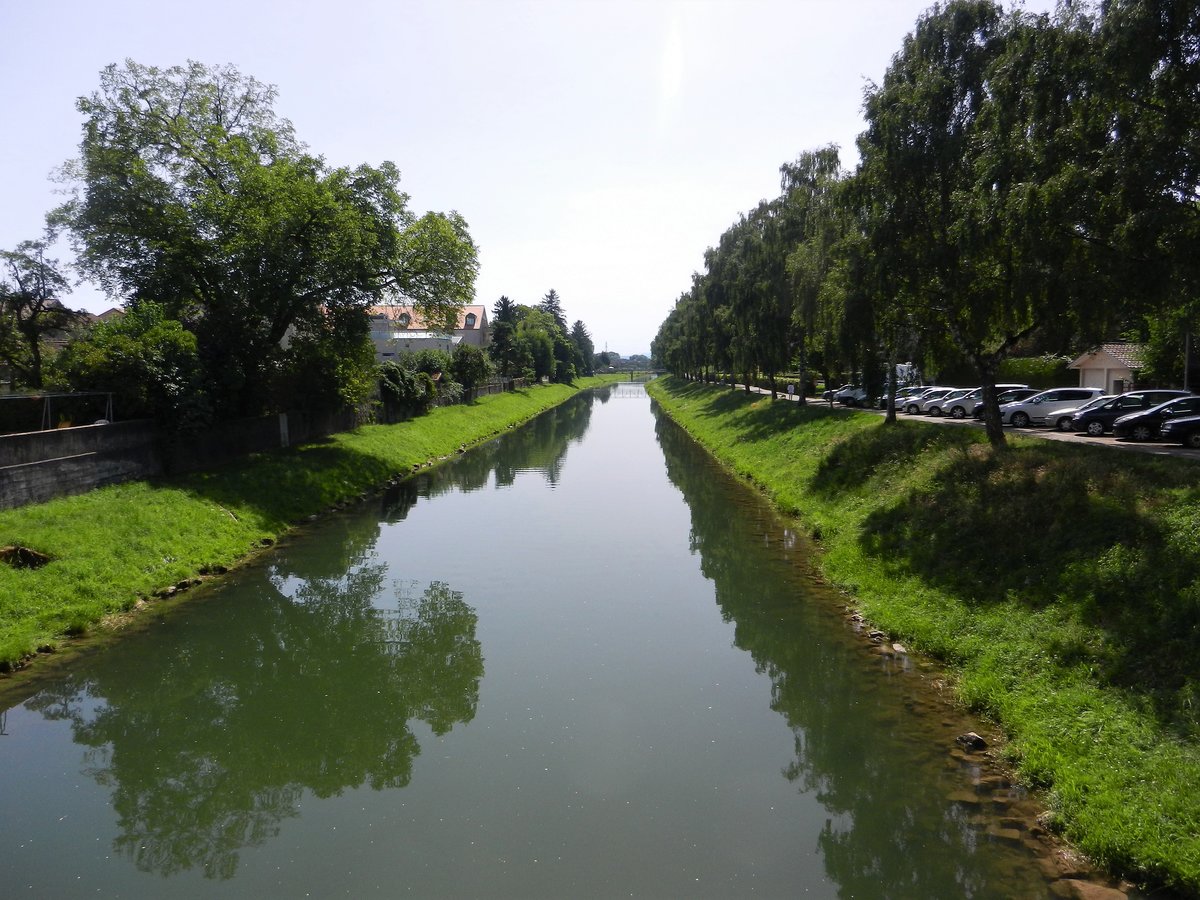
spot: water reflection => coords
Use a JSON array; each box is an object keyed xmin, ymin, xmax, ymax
[
  {"xmin": 653, "ymin": 406, "xmax": 1050, "ymax": 898},
  {"xmin": 23, "ymin": 525, "xmax": 482, "ymax": 880},
  {"xmin": 421, "ymin": 388, "xmax": 597, "ymax": 494}
]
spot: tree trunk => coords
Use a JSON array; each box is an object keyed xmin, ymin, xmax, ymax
[
  {"xmin": 979, "ymin": 378, "xmax": 1007, "ymax": 448},
  {"xmin": 884, "ymin": 350, "xmax": 897, "ymax": 425}
]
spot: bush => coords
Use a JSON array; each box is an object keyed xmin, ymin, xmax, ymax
[
  {"xmin": 379, "ymin": 362, "xmax": 435, "ymax": 419},
  {"xmin": 450, "ymin": 343, "xmax": 493, "ymax": 391},
  {"xmin": 998, "ymin": 355, "xmax": 1073, "ymax": 389},
  {"xmin": 50, "ymin": 301, "xmax": 211, "ymax": 432}
]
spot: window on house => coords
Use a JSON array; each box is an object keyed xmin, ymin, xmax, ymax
[
  {"xmin": 398, "ymin": 313, "xmax": 411, "ymax": 327},
  {"xmin": 464, "ymin": 313, "xmax": 477, "ymax": 329}
]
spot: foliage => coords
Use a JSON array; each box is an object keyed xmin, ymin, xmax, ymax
[
  {"xmin": 997, "ymin": 355, "xmax": 1073, "ymax": 389},
  {"xmin": 569, "ymin": 320, "xmax": 594, "ymax": 377},
  {"xmin": 53, "ymin": 60, "xmax": 477, "ymax": 420},
  {"xmin": 50, "ymin": 301, "xmax": 209, "ymax": 430},
  {"xmin": 487, "ymin": 295, "xmax": 523, "ymax": 377},
  {"xmin": 0, "ymin": 240, "xmax": 78, "ymax": 389},
  {"xmin": 403, "ymin": 348, "xmax": 453, "ymax": 377},
  {"xmin": 379, "ymin": 360, "xmax": 436, "ymax": 418},
  {"xmin": 450, "ymin": 341, "xmax": 493, "ymax": 391},
  {"xmin": 653, "ymin": 0, "xmax": 1200, "ymax": 442}
]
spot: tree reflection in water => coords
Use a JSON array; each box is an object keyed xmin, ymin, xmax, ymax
[
  {"xmin": 25, "ymin": 525, "xmax": 482, "ymax": 880},
  {"xmin": 653, "ymin": 408, "xmax": 1047, "ymax": 898},
  {"xmin": 18, "ymin": 389, "xmax": 606, "ymax": 882}
]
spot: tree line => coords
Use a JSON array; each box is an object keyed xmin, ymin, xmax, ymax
[
  {"xmin": 651, "ymin": 0, "xmax": 1199, "ymax": 446},
  {"xmin": 377, "ymin": 288, "xmax": 596, "ymax": 420},
  {"xmin": 0, "ymin": 59, "xmax": 596, "ymax": 434}
]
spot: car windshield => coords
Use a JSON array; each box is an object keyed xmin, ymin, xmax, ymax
[{"xmin": 1077, "ymin": 395, "xmax": 1112, "ymax": 412}]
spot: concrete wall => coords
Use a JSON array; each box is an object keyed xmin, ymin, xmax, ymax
[
  {"xmin": 0, "ymin": 409, "xmax": 361, "ymax": 510},
  {"xmin": 0, "ymin": 421, "xmax": 162, "ymax": 510}
]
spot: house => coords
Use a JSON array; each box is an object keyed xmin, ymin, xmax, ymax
[
  {"xmin": 1069, "ymin": 343, "xmax": 1145, "ymax": 394},
  {"xmin": 366, "ymin": 304, "xmax": 489, "ymax": 361}
]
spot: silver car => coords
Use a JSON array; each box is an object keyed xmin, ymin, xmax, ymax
[
  {"xmin": 904, "ymin": 387, "xmax": 958, "ymax": 415},
  {"xmin": 999, "ymin": 387, "xmax": 1106, "ymax": 428}
]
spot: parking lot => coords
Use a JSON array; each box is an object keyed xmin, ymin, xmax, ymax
[
  {"xmin": 738, "ymin": 384, "xmax": 1200, "ymax": 461},
  {"xmin": 844, "ymin": 396, "xmax": 1200, "ymax": 460}
]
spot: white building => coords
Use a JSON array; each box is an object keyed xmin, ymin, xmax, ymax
[
  {"xmin": 367, "ymin": 304, "xmax": 489, "ymax": 361},
  {"xmin": 1069, "ymin": 343, "xmax": 1145, "ymax": 395}
]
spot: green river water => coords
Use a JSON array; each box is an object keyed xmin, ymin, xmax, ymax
[{"xmin": 0, "ymin": 384, "xmax": 1088, "ymax": 897}]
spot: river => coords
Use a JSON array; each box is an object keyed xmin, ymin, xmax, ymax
[{"xmin": 0, "ymin": 384, "xmax": 1069, "ymax": 897}]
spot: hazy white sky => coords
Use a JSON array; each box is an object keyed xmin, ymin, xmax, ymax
[{"xmin": 1, "ymin": 0, "xmax": 1054, "ymax": 355}]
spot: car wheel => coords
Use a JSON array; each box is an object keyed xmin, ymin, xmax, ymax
[
  {"xmin": 906, "ymin": 404, "xmax": 919, "ymax": 415},
  {"xmin": 1086, "ymin": 421, "xmax": 1105, "ymax": 436},
  {"xmin": 1011, "ymin": 411, "xmax": 1030, "ymax": 428},
  {"xmin": 1186, "ymin": 431, "xmax": 1200, "ymax": 450},
  {"xmin": 1131, "ymin": 425, "xmax": 1154, "ymax": 442},
  {"xmin": 929, "ymin": 406, "xmax": 941, "ymax": 417},
  {"xmin": 1056, "ymin": 416, "xmax": 1073, "ymax": 432},
  {"xmin": 951, "ymin": 406, "xmax": 966, "ymax": 419}
]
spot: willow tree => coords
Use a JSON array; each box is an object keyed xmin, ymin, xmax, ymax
[
  {"xmin": 858, "ymin": 2, "xmax": 1086, "ymax": 446},
  {"xmin": 780, "ymin": 146, "xmax": 845, "ymax": 404}
]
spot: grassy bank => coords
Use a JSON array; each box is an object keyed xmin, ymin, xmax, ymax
[
  {"xmin": 648, "ymin": 376, "xmax": 1200, "ymax": 894},
  {"xmin": 0, "ymin": 378, "xmax": 615, "ymax": 671}
]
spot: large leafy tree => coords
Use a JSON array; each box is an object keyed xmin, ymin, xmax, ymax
[
  {"xmin": 0, "ymin": 240, "xmax": 78, "ymax": 389},
  {"xmin": 858, "ymin": 1, "xmax": 1080, "ymax": 446},
  {"xmin": 54, "ymin": 60, "xmax": 477, "ymax": 419},
  {"xmin": 1069, "ymin": 0, "xmax": 1200, "ymax": 382}
]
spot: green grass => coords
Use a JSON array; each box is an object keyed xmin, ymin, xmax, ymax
[
  {"xmin": 0, "ymin": 377, "xmax": 616, "ymax": 671},
  {"xmin": 648, "ymin": 376, "xmax": 1200, "ymax": 895}
]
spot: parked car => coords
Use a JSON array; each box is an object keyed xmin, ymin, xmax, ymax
[
  {"xmin": 999, "ymin": 387, "xmax": 1105, "ymax": 428},
  {"xmin": 877, "ymin": 385, "xmax": 927, "ymax": 410},
  {"xmin": 1073, "ymin": 390, "xmax": 1196, "ymax": 436},
  {"xmin": 926, "ymin": 388, "xmax": 976, "ymax": 417},
  {"xmin": 936, "ymin": 384, "xmax": 1029, "ymax": 419},
  {"xmin": 1159, "ymin": 413, "xmax": 1200, "ymax": 449},
  {"xmin": 1051, "ymin": 396, "xmax": 1113, "ymax": 434},
  {"xmin": 971, "ymin": 387, "xmax": 1039, "ymax": 418},
  {"xmin": 822, "ymin": 384, "xmax": 852, "ymax": 402},
  {"xmin": 905, "ymin": 387, "xmax": 959, "ymax": 415},
  {"xmin": 835, "ymin": 385, "xmax": 869, "ymax": 406},
  {"xmin": 1112, "ymin": 395, "xmax": 1200, "ymax": 441},
  {"xmin": 1046, "ymin": 394, "xmax": 1115, "ymax": 431}
]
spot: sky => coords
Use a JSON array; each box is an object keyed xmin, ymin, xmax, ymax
[{"xmin": 0, "ymin": 0, "xmax": 1056, "ymax": 356}]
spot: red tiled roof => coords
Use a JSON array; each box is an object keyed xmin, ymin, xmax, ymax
[
  {"xmin": 367, "ymin": 304, "xmax": 486, "ymax": 330},
  {"xmin": 1097, "ymin": 342, "xmax": 1145, "ymax": 369}
]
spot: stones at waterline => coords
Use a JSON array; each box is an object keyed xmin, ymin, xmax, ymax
[
  {"xmin": 1052, "ymin": 879, "xmax": 1128, "ymax": 899},
  {"xmin": 957, "ymin": 731, "xmax": 988, "ymax": 751},
  {"xmin": 986, "ymin": 825, "xmax": 1024, "ymax": 844},
  {"xmin": 947, "ymin": 789, "xmax": 985, "ymax": 806}
]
